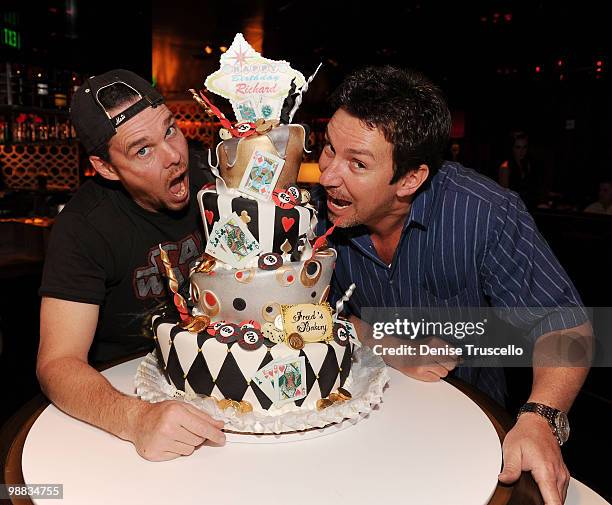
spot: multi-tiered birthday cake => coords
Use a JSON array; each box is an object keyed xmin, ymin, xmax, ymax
[{"xmin": 151, "ymin": 34, "xmax": 360, "ymax": 417}]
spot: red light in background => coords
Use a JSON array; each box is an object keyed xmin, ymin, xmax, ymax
[
  {"xmin": 596, "ymin": 60, "xmax": 603, "ymax": 67},
  {"xmin": 557, "ymin": 59, "xmax": 564, "ymax": 67},
  {"xmin": 535, "ymin": 66, "xmax": 541, "ymax": 73}
]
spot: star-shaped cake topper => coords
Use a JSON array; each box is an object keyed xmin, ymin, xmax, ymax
[{"xmin": 204, "ymin": 33, "xmax": 306, "ymax": 123}]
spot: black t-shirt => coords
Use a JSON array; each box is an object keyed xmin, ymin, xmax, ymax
[{"xmin": 39, "ymin": 150, "xmax": 213, "ymax": 363}]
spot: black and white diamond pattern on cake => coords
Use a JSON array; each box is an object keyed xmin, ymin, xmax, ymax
[
  {"xmin": 294, "ymin": 349, "xmax": 317, "ymax": 407},
  {"xmin": 317, "ymin": 345, "xmax": 341, "ymax": 398},
  {"xmin": 339, "ymin": 344, "xmax": 352, "ymax": 387},
  {"xmin": 185, "ymin": 352, "xmax": 215, "ymax": 395},
  {"xmin": 165, "ymin": 329, "xmax": 186, "ymax": 392},
  {"xmin": 155, "ymin": 320, "xmax": 353, "ymax": 410},
  {"xmin": 214, "ymin": 351, "xmax": 250, "ymax": 400}
]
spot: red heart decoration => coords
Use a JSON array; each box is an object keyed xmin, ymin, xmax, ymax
[
  {"xmin": 281, "ymin": 216, "xmax": 295, "ymax": 232},
  {"xmin": 279, "ymin": 365, "xmax": 286, "ymax": 373},
  {"xmin": 205, "ymin": 210, "xmax": 214, "ymax": 225}
]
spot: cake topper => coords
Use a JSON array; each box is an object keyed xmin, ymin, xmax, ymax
[{"xmin": 204, "ymin": 33, "xmax": 306, "ymax": 123}]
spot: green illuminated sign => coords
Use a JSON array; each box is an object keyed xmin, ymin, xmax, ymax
[{"xmin": 2, "ymin": 27, "xmax": 21, "ymax": 49}]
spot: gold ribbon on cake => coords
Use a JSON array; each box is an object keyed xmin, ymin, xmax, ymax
[{"xmin": 158, "ymin": 245, "xmax": 193, "ymax": 326}]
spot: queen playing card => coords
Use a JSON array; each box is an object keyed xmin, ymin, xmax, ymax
[{"xmin": 274, "ymin": 356, "xmax": 307, "ymax": 404}]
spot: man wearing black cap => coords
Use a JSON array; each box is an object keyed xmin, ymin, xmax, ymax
[{"xmin": 37, "ymin": 69, "xmax": 226, "ymax": 460}]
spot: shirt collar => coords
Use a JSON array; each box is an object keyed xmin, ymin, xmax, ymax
[
  {"xmin": 403, "ymin": 162, "xmax": 450, "ymax": 231},
  {"xmin": 328, "ymin": 162, "xmax": 451, "ymax": 257}
]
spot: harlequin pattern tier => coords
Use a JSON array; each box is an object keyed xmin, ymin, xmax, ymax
[
  {"xmin": 153, "ymin": 314, "xmax": 353, "ymax": 412},
  {"xmin": 189, "ymin": 248, "xmax": 336, "ymax": 323}
]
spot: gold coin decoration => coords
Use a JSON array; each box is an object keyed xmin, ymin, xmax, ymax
[
  {"xmin": 328, "ymin": 393, "xmax": 342, "ymax": 403},
  {"xmin": 217, "ymin": 399, "xmax": 234, "ymax": 410},
  {"xmin": 337, "ymin": 387, "xmax": 352, "ymax": 400},
  {"xmin": 238, "ymin": 401, "xmax": 253, "ymax": 414},
  {"xmin": 287, "ymin": 332, "xmax": 305, "ymax": 350},
  {"xmin": 194, "ymin": 254, "xmax": 216, "ymax": 273},
  {"xmin": 190, "ymin": 316, "xmax": 211, "ymax": 333},
  {"xmin": 255, "ymin": 119, "xmax": 273, "ymax": 134},
  {"xmin": 180, "ymin": 314, "xmax": 211, "ymax": 332},
  {"xmin": 316, "ymin": 398, "xmax": 333, "ymax": 410}
]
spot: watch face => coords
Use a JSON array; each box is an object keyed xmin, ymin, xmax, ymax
[{"xmin": 555, "ymin": 411, "xmax": 570, "ymax": 444}]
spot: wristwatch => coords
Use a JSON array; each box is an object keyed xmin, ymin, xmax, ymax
[{"xmin": 517, "ymin": 402, "xmax": 570, "ymax": 446}]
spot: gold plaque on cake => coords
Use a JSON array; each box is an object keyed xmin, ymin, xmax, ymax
[{"xmin": 281, "ymin": 303, "xmax": 333, "ymax": 343}]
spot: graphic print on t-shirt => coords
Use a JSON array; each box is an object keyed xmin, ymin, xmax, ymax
[{"xmin": 133, "ymin": 232, "xmax": 202, "ymax": 299}]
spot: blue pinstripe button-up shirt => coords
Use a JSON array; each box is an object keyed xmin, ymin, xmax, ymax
[{"xmin": 321, "ymin": 162, "xmax": 586, "ymax": 404}]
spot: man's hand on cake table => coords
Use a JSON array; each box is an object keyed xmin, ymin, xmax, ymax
[
  {"xmin": 498, "ymin": 413, "xmax": 569, "ymax": 505},
  {"xmin": 127, "ymin": 400, "xmax": 225, "ymax": 461},
  {"xmin": 348, "ymin": 315, "xmax": 459, "ymax": 380},
  {"xmin": 498, "ymin": 324, "xmax": 591, "ymax": 505},
  {"xmin": 37, "ymin": 298, "xmax": 226, "ymax": 464}
]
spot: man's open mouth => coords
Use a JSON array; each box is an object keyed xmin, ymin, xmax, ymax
[
  {"xmin": 328, "ymin": 195, "xmax": 352, "ymax": 209},
  {"xmin": 169, "ymin": 171, "xmax": 188, "ymax": 199}
]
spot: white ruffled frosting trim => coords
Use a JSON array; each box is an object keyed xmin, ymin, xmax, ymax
[{"xmin": 135, "ymin": 346, "xmax": 389, "ymax": 434}]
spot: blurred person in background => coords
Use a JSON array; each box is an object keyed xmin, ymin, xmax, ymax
[
  {"xmin": 584, "ymin": 179, "xmax": 612, "ymax": 215},
  {"xmin": 498, "ymin": 130, "xmax": 546, "ymax": 209}
]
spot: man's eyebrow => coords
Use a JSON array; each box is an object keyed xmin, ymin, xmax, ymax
[
  {"xmin": 126, "ymin": 113, "xmax": 175, "ymax": 153},
  {"xmin": 127, "ymin": 136, "xmax": 150, "ymax": 153},
  {"xmin": 126, "ymin": 135, "xmax": 150, "ymax": 153},
  {"xmin": 324, "ymin": 126, "xmax": 374, "ymax": 158},
  {"xmin": 162, "ymin": 113, "xmax": 174, "ymax": 127},
  {"xmin": 346, "ymin": 147, "xmax": 375, "ymax": 158}
]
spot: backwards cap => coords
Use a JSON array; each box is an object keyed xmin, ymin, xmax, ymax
[{"xmin": 70, "ymin": 69, "xmax": 164, "ymax": 154}]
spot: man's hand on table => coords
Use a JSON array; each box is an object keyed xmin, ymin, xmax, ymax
[
  {"xmin": 395, "ymin": 335, "xmax": 460, "ymax": 381},
  {"xmin": 349, "ymin": 316, "xmax": 459, "ymax": 382},
  {"xmin": 498, "ymin": 413, "xmax": 570, "ymax": 505},
  {"xmin": 127, "ymin": 400, "xmax": 226, "ymax": 461},
  {"xmin": 349, "ymin": 316, "xmax": 459, "ymax": 381}
]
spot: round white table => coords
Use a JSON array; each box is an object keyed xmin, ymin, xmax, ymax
[
  {"xmin": 567, "ymin": 479, "xmax": 611, "ymax": 505},
  {"xmin": 22, "ymin": 358, "xmax": 503, "ymax": 505}
]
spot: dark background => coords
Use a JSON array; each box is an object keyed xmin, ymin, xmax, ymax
[{"xmin": 1, "ymin": 0, "xmax": 611, "ymax": 501}]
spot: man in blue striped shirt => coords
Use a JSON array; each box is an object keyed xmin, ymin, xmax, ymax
[{"xmin": 318, "ymin": 65, "xmax": 591, "ymax": 505}]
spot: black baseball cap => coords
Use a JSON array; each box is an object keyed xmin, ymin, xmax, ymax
[{"xmin": 70, "ymin": 69, "xmax": 165, "ymax": 155}]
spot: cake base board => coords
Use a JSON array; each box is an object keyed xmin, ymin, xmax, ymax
[{"xmin": 224, "ymin": 413, "xmax": 367, "ymax": 443}]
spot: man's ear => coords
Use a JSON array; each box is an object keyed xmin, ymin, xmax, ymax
[
  {"xmin": 89, "ymin": 155, "xmax": 119, "ymax": 181},
  {"xmin": 396, "ymin": 164, "xmax": 429, "ymax": 198}
]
